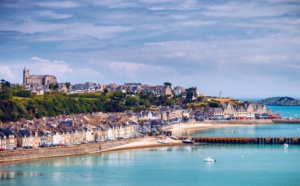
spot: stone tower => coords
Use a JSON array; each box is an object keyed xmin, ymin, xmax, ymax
[{"xmin": 23, "ymin": 67, "xmax": 29, "ymax": 85}]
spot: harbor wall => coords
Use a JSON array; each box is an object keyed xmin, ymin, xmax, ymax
[
  {"xmin": 203, "ymin": 119, "xmax": 274, "ymax": 124},
  {"xmin": 179, "ymin": 136, "xmax": 300, "ymax": 145},
  {"xmin": 0, "ymin": 139, "xmax": 138, "ymax": 163}
]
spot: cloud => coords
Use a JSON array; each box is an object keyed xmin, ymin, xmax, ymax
[
  {"xmin": 62, "ymin": 23, "xmax": 132, "ymax": 39},
  {"xmin": 202, "ymin": 2, "xmax": 299, "ymax": 18},
  {"xmin": 1, "ymin": 0, "xmax": 300, "ymax": 97},
  {"xmin": 36, "ymin": 1, "xmax": 80, "ymax": 8},
  {"xmin": 30, "ymin": 57, "xmax": 72, "ymax": 77},
  {"xmin": 110, "ymin": 61, "xmax": 148, "ymax": 75},
  {"xmin": 0, "ymin": 20, "xmax": 67, "ymax": 33},
  {"xmin": 35, "ymin": 10, "xmax": 73, "ymax": 19},
  {"xmin": 0, "ymin": 66, "xmax": 15, "ymax": 80}
]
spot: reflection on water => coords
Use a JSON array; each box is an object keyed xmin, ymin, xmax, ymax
[
  {"xmin": 0, "ymin": 171, "xmax": 47, "ymax": 180},
  {"xmin": 1, "ymin": 144, "xmax": 300, "ymax": 186}
]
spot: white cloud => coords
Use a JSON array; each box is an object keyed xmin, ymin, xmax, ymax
[
  {"xmin": 0, "ymin": 20, "xmax": 67, "ymax": 33},
  {"xmin": 30, "ymin": 57, "xmax": 72, "ymax": 76},
  {"xmin": 35, "ymin": 10, "xmax": 73, "ymax": 19},
  {"xmin": 36, "ymin": 1, "xmax": 80, "ymax": 8},
  {"xmin": 1, "ymin": 0, "xmax": 300, "ymax": 97},
  {"xmin": 202, "ymin": 2, "xmax": 298, "ymax": 18},
  {"xmin": 63, "ymin": 23, "xmax": 132, "ymax": 39},
  {"xmin": 0, "ymin": 21, "xmax": 131, "ymax": 39},
  {"xmin": 110, "ymin": 61, "xmax": 148, "ymax": 75},
  {"xmin": 0, "ymin": 66, "xmax": 15, "ymax": 80}
]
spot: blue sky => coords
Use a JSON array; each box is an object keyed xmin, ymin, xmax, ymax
[{"xmin": 0, "ymin": 0, "xmax": 300, "ymax": 98}]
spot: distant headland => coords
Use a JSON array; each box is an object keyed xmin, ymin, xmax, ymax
[{"xmin": 258, "ymin": 97, "xmax": 300, "ymax": 106}]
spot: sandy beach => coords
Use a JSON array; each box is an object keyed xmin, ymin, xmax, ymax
[
  {"xmin": 100, "ymin": 122, "xmax": 239, "ymax": 153},
  {"xmin": 0, "ymin": 122, "xmax": 262, "ymax": 163}
]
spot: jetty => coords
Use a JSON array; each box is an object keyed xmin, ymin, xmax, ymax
[{"xmin": 178, "ymin": 136, "xmax": 300, "ymax": 144}]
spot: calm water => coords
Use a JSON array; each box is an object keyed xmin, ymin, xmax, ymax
[
  {"xmin": 1, "ymin": 144, "xmax": 299, "ymax": 186},
  {"xmin": 267, "ymin": 105, "xmax": 300, "ymax": 118},
  {"xmin": 182, "ymin": 124, "xmax": 300, "ymax": 137},
  {"xmin": 1, "ymin": 106, "xmax": 300, "ymax": 186}
]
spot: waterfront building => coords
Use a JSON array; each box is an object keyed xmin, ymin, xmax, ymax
[
  {"xmin": 0, "ymin": 128, "xmax": 17, "ymax": 149},
  {"xmin": 15, "ymin": 130, "xmax": 34, "ymax": 148},
  {"xmin": 222, "ymin": 103, "xmax": 235, "ymax": 118}
]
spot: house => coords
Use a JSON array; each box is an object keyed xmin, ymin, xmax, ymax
[
  {"xmin": 52, "ymin": 130, "xmax": 63, "ymax": 145},
  {"xmin": 182, "ymin": 110, "xmax": 190, "ymax": 119},
  {"xmin": 15, "ymin": 129, "xmax": 34, "ymax": 148},
  {"xmin": 57, "ymin": 83, "xmax": 68, "ymax": 93},
  {"xmin": 253, "ymin": 104, "xmax": 267, "ymax": 115},
  {"xmin": 107, "ymin": 124, "xmax": 115, "ymax": 139},
  {"xmin": 0, "ymin": 128, "xmax": 17, "ymax": 149},
  {"xmin": 119, "ymin": 124, "xmax": 126, "ymax": 138},
  {"xmin": 173, "ymin": 86, "xmax": 184, "ymax": 97},
  {"xmin": 222, "ymin": 103, "xmax": 235, "ymax": 119},
  {"xmin": 203, "ymin": 107, "xmax": 224, "ymax": 119},
  {"xmin": 70, "ymin": 128, "xmax": 80, "ymax": 145},
  {"xmin": 58, "ymin": 120, "xmax": 73, "ymax": 127},
  {"xmin": 245, "ymin": 103, "xmax": 255, "ymax": 119},
  {"xmin": 83, "ymin": 127, "xmax": 94, "ymax": 142},
  {"xmin": 37, "ymin": 130, "xmax": 49, "ymax": 146},
  {"xmin": 236, "ymin": 106, "xmax": 247, "ymax": 120},
  {"xmin": 98, "ymin": 124, "xmax": 109, "ymax": 140}
]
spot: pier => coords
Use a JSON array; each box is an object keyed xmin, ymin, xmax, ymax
[{"xmin": 178, "ymin": 136, "xmax": 300, "ymax": 144}]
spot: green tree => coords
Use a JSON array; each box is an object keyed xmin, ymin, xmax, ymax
[
  {"xmin": 65, "ymin": 82, "xmax": 71, "ymax": 89},
  {"xmin": 53, "ymin": 84, "xmax": 59, "ymax": 90},
  {"xmin": 49, "ymin": 83, "xmax": 55, "ymax": 90},
  {"xmin": 163, "ymin": 82, "xmax": 172, "ymax": 88}
]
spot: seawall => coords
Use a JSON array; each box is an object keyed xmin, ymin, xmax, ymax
[
  {"xmin": 0, "ymin": 138, "xmax": 139, "ymax": 163},
  {"xmin": 203, "ymin": 119, "xmax": 274, "ymax": 124}
]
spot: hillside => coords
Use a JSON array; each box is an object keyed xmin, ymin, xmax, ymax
[
  {"xmin": 0, "ymin": 82, "xmax": 244, "ymax": 122},
  {"xmin": 260, "ymin": 97, "xmax": 300, "ymax": 106}
]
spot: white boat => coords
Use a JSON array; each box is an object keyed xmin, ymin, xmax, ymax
[
  {"xmin": 204, "ymin": 157, "xmax": 216, "ymax": 162},
  {"xmin": 182, "ymin": 137, "xmax": 194, "ymax": 144},
  {"xmin": 283, "ymin": 143, "xmax": 289, "ymax": 148},
  {"xmin": 171, "ymin": 136, "xmax": 179, "ymax": 140},
  {"xmin": 157, "ymin": 139, "xmax": 169, "ymax": 144},
  {"xmin": 158, "ymin": 135, "xmax": 168, "ymax": 144}
]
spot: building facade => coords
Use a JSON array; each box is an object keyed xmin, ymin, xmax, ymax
[{"xmin": 23, "ymin": 67, "xmax": 57, "ymax": 86}]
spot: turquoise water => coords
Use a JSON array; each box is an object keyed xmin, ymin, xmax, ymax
[
  {"xmin": 182, "ymin": 124, "xmax": 300, "ymax": 137},
  {"xmin": 267, "ymin": 105, "xmax": 300, "ymax": 119},
  {"xmin": 1, "ymin": 144, "xmax": 300, "ymax": 186},
  {"xmin": 1, "ymin": 106, "xmax": 300, "ymax": 186}
]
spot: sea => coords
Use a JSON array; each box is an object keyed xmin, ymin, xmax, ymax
[{"xmin": 1, "ymin": 106, "xmax": 300, "ymax": 186}]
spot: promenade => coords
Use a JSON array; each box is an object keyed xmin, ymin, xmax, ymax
[{"xmin": 1, "ymin": 120, "xmax": 300, "ymax": 163}]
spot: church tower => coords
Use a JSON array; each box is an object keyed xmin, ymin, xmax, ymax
[{"xmin": 23, "ymin": 67, "xmax": 29, "ymax": 85}]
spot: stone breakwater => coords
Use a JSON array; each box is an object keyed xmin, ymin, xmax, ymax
[
  {"xmin": 204, "ymin": 119, "xmax": 274, "ymax": 124},
  {"xmin": 0, "ymin": 138, "xmax": 139, "ymax": 163},
  {"xmin": 204, "ymin": 119, "xmax": 300, "ymax": 124}
]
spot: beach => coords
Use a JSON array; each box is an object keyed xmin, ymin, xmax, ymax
[
  {"xmin": 0, "ymin": 121, "xmax": 272, "ymax": 163},
  {"xmin": 100, "ymin": 122, "xmax": 242, "ymax": 153}
]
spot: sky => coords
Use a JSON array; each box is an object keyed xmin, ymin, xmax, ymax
[{"xmin": 0, "ymin": 0, "xmax": 300, "ymax": 99}]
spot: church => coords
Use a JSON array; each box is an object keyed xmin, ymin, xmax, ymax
[{"xmin": 23, "ymin": 67, "xmax": 57, "ymax": 86}]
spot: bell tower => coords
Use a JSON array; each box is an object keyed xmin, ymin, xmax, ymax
[{"xmin": 23, "ymin": 67, "xmax": 29, "ymax": 85}]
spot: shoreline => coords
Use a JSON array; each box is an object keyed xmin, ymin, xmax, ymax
[
  {"xmin": 0, "ymin": 120, "xmax": 290, "ymax": 164},
  {"xmin": 100, "ymin": 122, "xmax": 270, "ymax": 153}
]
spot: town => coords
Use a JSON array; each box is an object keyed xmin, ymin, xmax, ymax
[{"xmin": 0, "ymin": 68, "xmax": 278, "ymax": 150}]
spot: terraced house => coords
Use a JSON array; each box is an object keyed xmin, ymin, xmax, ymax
[
  {"xmin": 0, "ymin": 128, "xmax": 17, "ymax": 149},
  {"xmin": 204, "ymin": 103, "xmax": 267, "ymax": 120}
]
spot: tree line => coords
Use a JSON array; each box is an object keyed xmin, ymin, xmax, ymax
[
  {"xmin": 0, "ymin": 80, "xmax": 236, "ymax": 122},
  {"xmin": 0, "ymin": 81, "xmax": 181, "ymax": 122}
]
